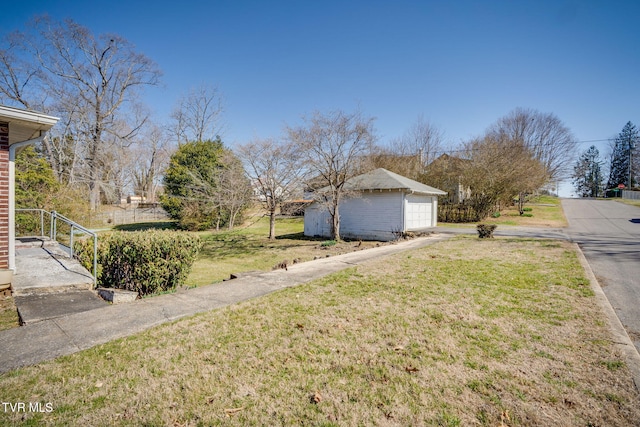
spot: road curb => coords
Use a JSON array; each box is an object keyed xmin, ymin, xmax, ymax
[{"xmin": 573, "ymin": 243, "xmax": 640, "ymax": 392}]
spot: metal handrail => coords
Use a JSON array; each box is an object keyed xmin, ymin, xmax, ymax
[{"xmin": 16, "ymin": 208, "xmax": 98, "ymax": 286}]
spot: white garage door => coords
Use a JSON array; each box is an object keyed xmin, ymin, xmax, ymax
[{"xmin": 406, "ymin": 195, "xmax": 432, "ymax": 229}]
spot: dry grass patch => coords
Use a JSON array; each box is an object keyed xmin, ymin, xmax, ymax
[
  {"xmin": 615, "ymin": 198, "xmax": 640, "ymax": 208},
  {"xmin": 0, "ymin": 296, "xmax": 19, "ymax": 331},
  {"xmin": 1, "ymin": 237, "xmax": 638, "ymax": 426}
]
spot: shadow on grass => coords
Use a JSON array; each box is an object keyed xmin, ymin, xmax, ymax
[
  {"xmin": 198, "ymin": 230, "xmax": 322, "ymax": 259},
  {"xmin": 275, "ymin": 232, "xmax": 323, "ymax": 241},
  {"xmin": 113, "ymin": 221, "xmax": 177, "ymax": 232},
  {"xmin": 198, "ymin": 233, "xmax": 265, "ymax": 258}
]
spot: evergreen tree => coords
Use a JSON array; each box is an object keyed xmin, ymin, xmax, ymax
[
  {"xmin": 160, "ymin": 138, "xmax": 252, "ymax": 231},
  {"xmin": 607, "ymin": 122, "xmax": 639, "ymax": 189},
  {"xmin": 572, "ymin": 146, "xmax": 603, "ymax": 197},
  {"xmin": 161, "ymin": 139, "xmax": 225, "ymax": 230},
  {"xmin": 15, "ymin": 145, "xmax": 60, "ymax": 210}
]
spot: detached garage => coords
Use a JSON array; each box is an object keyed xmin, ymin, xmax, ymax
[{"xmin": 304, "ymin": 168, "xmax": 446, "ymax": 241}]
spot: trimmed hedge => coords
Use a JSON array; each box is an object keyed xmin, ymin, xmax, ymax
[{"xmin": 75, "ymin": 230, "xmax": 201, "ymax": 297}]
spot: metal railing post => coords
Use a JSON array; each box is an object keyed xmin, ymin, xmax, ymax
[
  {"xmin": 51, "ymin": 211, "xmax": 57, "ymax": 241},
  {"xmin": 16, "ymin": 208, "xmax": 98, "ymax": 286},
  {"xmin": 93, "ymin": 237, "xmax": 98, "ymax": 286},
  {"xmin": 70, "ymin": 225, "xmax": 74, "ymax": 258}
]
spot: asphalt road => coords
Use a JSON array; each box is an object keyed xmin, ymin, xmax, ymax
[{"xmin": 562, "ymin": 198, "xmax": 640, "ymax": 353}]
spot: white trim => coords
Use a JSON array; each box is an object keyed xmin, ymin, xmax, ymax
[
  {"xmin": 8, "ymin": 137, "xmax": 45, "ymax": 271},
  {"xmin": 0, "ymin": 105, "xmax": 59, "ymax": 273},
  {"xmin": 0, "ymin": 105, "xmax": 59, "ymax": 128}
]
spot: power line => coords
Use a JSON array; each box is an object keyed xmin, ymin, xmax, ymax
[{"xmin": 576, "ymin": 139, "xmax": 614, "ymax": 144}]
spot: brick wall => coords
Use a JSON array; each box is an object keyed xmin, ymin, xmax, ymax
[{"xmin": 0, "ymin": 122, "xmax": 8, "ymax": 269}]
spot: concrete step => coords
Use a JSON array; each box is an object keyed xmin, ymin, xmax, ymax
[
  {"xmin": 15, "ymin": 237, "xmax": 60, "ymax": 250},
  {"xmin": 15, "ymin": 290, "xmax": 107, "ymax": 325},
  {"xmin": 11, "ymin": 243, "xmax": 101, "ymax": 325},
  {"xmin": 12, "ymin": 246, "xmax": 94, "ymax": 296}
]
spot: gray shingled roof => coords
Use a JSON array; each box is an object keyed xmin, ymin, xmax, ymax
[{"xmin": 344, "ymin": 168, "xmax": 446, "ymax": 195}]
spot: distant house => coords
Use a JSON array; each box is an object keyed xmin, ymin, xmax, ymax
[
  {"xmin": 304, "ymin": 168, "xmax": 446, "ymax": 241},
  {"xmin": 424, "ymin": 154, "xmax": 471, "ymax": 203}
]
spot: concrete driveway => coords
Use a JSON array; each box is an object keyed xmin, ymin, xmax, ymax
[{"xmin": 562, "ymin": 198, "xmax": 640, "ymax": 353}]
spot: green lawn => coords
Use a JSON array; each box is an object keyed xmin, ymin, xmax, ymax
[
  {"xmin": 1, "ymin": 237, "xmax": 638, "ymax": 426},
  {"xmin": 441, "ymin": 195, "xmax": 568, "ymax": 228},
  {"xmin": 484, "ymin": 195, "xmax": 568, "ymax": 227},
  {"xmin": 186, "ymin": 216, "xmax": 386, "ymax": 286}
]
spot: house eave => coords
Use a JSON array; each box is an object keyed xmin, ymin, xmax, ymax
[{"xmin": 0, "ymin": 105, "xmax": 59, "ymax": 145}]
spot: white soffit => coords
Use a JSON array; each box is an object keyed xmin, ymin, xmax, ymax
[{"xmin": 0, "ymin": 105, "xmax": 59, "ymax": 145}]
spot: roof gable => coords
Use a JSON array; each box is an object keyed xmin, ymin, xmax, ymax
[{"xmin": 345, "ymin": 168, "xmax": 446, "ymax": 195}]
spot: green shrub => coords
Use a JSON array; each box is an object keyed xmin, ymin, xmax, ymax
[
  {"xmin": 523, "ymin": 207, "xmax": 533, "ymax": 212},
  {"xmin": 75, "ymin": 230, "xmax": 201, "ymax": 296},
  {"xmin": 491, "ymin": 211, "xmax": 501, "ymax": 218},
  {"xmin": 321, "ymin": 240, "xmax": 337, "ymax": 247}
]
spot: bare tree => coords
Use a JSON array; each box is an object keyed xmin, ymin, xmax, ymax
[
  {"xmin": 132, "ymin": 124, "xmax": 171, "ymax": 203},
  {"xmin": 288, "ymin": 109, "xmax": 376, "ymax": 241},
  {"xmin": 171, "ymin": 84, "xmax": 224, "ymax": 144},
  {"xmin": 487, "ymin": 108, "xmax": 578, "ymax": 181},
  {"xmin": 368, "ymin": 116, "xmax": 444, "ymax": 180},
  {"xmin": 0, "ymin": 17, "xmax": 161, "ymax": 210},
  {"xmin": 460, "ymin": 134, "xmax": 547, "ymax": 218},
  {"xmin": 183, "ymin": 149, "xmax": 252, "ymax": 230},
  {"xmin": 100, "ymin": 134, "xmax": 133, "ymax": 204},
  {"xmin": 215, "ymin": 152, "xmax": 253, "ymax": 229},
  {"xmin": 237, "ymin": 138, "xmax": 304, "ymax": 239},
  {"xmin": 393, "ymin": 116, "xmax": 444, "ymax": 175},
  {"xmin": 0, "ymin": 30, "xmax": 45, "ymax": 109}
]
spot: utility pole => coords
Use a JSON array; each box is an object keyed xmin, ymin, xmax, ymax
[{"xmin": 629, "ymin": 133, "xmax": 634, "ymax": 189}]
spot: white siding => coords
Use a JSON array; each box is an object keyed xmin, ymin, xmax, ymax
[
  {"xmin": 339, "ymin": 191, "xmax": 404, "ymax": 241},
  {"xmin": 303, "ymin": 203, "xmax": 331, "ymax": 238},
  {"xmin": 431, "ymin": 197, "xmax": 438, "ymax": 227},
  {"xmin": 304, "ymin": 191, "xmax": 438, "ymax": 241}
]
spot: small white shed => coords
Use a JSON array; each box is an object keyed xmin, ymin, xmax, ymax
[{"xmin": 304, "ymin": 168, "xmax": 446, "ymax": 241}]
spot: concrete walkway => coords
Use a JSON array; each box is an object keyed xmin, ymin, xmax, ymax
[{"xmin": 0, "ymin": 234, "xmax": 450, "ymax": 373}]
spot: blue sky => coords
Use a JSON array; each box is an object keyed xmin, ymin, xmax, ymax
[{"xmin": 2, "ymin": 1, "xmax": 639, "ymax": 194}]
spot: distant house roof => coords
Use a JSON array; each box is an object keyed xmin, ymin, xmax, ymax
[
  {"xmin": 343, "ymin": 168, "xmax": 446, "ymax": 196},
  {"xmin": 426, "ymin": 153, "xmax": 470, "ymax": 171}
]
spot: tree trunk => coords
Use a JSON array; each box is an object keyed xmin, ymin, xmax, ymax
[
  {"xmin": 269, "ymin": 208, "xmax": 276, "ymax": 240},
  {"xmin": 331, "ymin": 202, "xmax": 341, "ymax": 241}
]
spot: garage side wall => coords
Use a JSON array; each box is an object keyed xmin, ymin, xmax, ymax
[
  {"xmin": 0, "ymin": 123, "xmax": 8, "ymax": 269},
  {"xmin": 303, "ymin": 202, "xmax": 331, "ymax": 239},
  {"xmin": 339, "ymin": 191, "xmax": 404, "ymax": 241}
]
